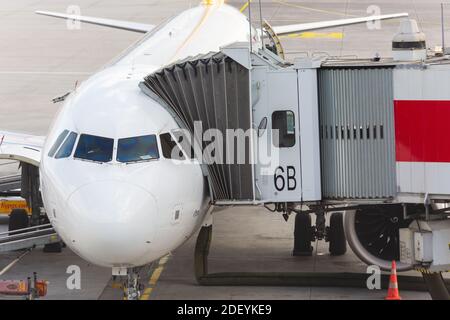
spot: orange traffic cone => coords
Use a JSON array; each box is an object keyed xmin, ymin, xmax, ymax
[{"xmin": 385, "ymin": 260, "xmax": 402, "ymax": 300}]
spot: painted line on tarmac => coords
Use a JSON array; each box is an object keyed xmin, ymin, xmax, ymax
[
  {"xmin": 240, "ymin": 0, "xmax": 253, "ymax": 13},
  {"xmin": 272, "ymin": 0, "xmax": 357, "ymax": 18},
  {"xmin": 0, "ymin": 249, "xmax": 32, "ymax": 277},
  {"xmin": 140, "ymin": 254, "xmax": 170, "ymax": 300},
  {"xmin": 280, "ymin": 32, "xmax": 344, "ymax": 39}
]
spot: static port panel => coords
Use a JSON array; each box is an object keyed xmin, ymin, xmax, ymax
[{"xmin": 318, "ymin": 67, "xmax": 396, "ymax": 200}]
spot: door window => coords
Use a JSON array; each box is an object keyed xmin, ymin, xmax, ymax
[{"xmin": 272, "ymin": 111, "xmax": 296, "ymax": 148}]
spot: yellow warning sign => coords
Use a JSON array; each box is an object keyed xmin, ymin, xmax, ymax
[{"xmin": 0, "ymin": 200, "xmax": 30, "ymax": 215}]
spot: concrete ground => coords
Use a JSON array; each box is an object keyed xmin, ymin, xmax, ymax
[
  {"xmin": 0, "ymin": 0, "xmax": 448, "ymax": 300},
  {"xmin": 0, "ymin": 207, "xmax": 433, "ymax": 300},
  {"xmin": 151, "ymin": 206, "xmax": 431, "ymax": 300}
]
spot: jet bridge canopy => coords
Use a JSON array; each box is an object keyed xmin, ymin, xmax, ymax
[
  {"xmin": 141, "ymin": 52, "xmax": 254, "ymax": 202},
  {"xmin": 141, "ymin": 45, "xmax": 322, "ymax": 204}
]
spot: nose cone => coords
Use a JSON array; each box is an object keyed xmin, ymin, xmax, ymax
[{"xmin": 63, "ymin": 181, "xmax": 158, "ymax": 267}]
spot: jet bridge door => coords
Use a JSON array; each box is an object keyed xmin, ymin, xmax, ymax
[{"xmin": 253, "ymin": 68, "xmax": 302, "ymax": 202}]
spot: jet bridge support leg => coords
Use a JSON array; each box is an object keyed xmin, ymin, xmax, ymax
[
  {"xmin": 194, "ymin": 225, "xmax": 212, "ymax": 283},
  {"xmin": 421, "ymin": 272, "xmax": 450, "ymax": 300}
]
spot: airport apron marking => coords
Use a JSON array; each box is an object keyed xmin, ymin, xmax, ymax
[
  {"xmin": 140, "ymin": 255, "xmax": 170, "ymax": 300},
  {"xmin": 240, "ymin": 0, "xmax": 253, "ymax": 13}
]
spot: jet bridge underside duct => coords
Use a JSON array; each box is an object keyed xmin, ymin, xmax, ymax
[{"xmin": 142, "ymin": 53, "xmax": 253, "ymax": 202}]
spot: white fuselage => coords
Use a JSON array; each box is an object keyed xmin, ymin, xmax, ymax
[{"xmin": 39, "ymin": 3, "xmax": 257, "ymax": 267}]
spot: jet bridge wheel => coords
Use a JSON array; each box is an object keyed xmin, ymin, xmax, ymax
[
  {"xmin": 293, "ymin": 213, "xmax": 313, "ymax": 256},
  {"xmin": 327, "ymin": 212, "xmax": 347, "ymax": 256},
  {"xmin": 8, "ymin": 209, "xmax": 29, "ymax": 234}
]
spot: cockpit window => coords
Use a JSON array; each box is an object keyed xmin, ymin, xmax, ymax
[
  {"xmin": 74, "ymin": 134, "xmax": 114, "ymax": 163},
  {"xmin": 55, "ymin": 132, "xmax": 78, "ymax": 159},
  {"xmin": 160, "ymin": 133, "xmax": 185, "ymax": 160},
  {"xmin": 172, "ymin": 130, "xmax": 196, "ymax": 160},
  {"xmin": 117, "ymin": 135, "xmax": 159, "ymax": 163},
  {"xmin": 48, "ymin": 130, "xmax": 69, "ymax": 157}
]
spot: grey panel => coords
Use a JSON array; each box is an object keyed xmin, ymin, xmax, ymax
[
  {"xmin": 0, "ymin": 174, "xmax": 21, "ymax": 192},
  {"xmin": 142, "ymin": 53, "xmax": 253, "ymax": 201},
  {"xmin": 318, "ymin": 67, "xmax": 396, "ymax": 199}
]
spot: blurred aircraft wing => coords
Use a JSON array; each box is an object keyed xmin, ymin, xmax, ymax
[
  {"xmin": 35, "ymin": 11, "xmax": 155, "ymax": 33},
  {"xmin": 272, "ymin": 13, "xmax": 408, "ymax": 35}
]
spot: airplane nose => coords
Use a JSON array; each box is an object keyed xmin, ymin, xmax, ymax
[{"xmin": 63, "ymin": 181, "xmax": 158, "ymax": 267}]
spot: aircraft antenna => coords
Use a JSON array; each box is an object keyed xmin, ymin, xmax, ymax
[
  {"xmin": 247, "ymin": 1, "xmax": 253, "ymax": 52},
  {"xmin": 258, "ymin": 0, "xmax": 265, "ymax": 51},
  {"xmin": 441, "ymin": 3, "xmax": 446, "ymax": 54}
]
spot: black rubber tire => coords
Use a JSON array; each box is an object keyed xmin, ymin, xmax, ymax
[
  {"xmin": 43, "ymin": 242, "xmax": 62, "ymax": 253},
  {"xmin": 8, "ymin": 209, "xmax": 29, "ymax": 234},
  {"xmin": 328, "ymin": 212, "xmax": 347, "ymax": 256},
  {"xmin": 293, "ymin": 213, "xmax": 313, "ymax": 256}
]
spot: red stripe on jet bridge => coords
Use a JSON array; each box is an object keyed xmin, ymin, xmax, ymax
[{"xmin": 395, "ymin": 100, "xmax": 450, "ymax": 162}]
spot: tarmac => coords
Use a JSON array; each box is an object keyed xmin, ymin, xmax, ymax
[{"xmin": 0, "ymin": 0, "xmax": 448, "ymax": 300}]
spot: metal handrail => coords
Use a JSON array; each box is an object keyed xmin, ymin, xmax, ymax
[
  {"xmin": 0, "ymin": 161, "xmax": 19, "ymax": 167},
  {"xmin": 0, "ymin": 224, "xmax": 53, "ymax": 237},
  {"xmin": 0, "ymin": 174, "xmax": 22, "ymax": 193},
  {"xmin": 0, "ymin": 174, "xmax": 21, "ymax": 181}
]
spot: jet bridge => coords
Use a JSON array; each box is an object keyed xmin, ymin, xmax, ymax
[
  {"xmin": 141, "ymin": 43, "xmax": 322, "ymax": 204},
  {"xmin": 142, "ymin": 42, "xmax": 450, "ymax": 207}
]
